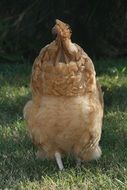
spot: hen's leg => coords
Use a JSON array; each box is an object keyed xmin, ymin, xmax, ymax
[
  {"xmin": 76, "ymin": 157, "xmax": 81, "ymax": 167},
  {"xmin": 55, "ymin": 152, "xmax": 64, "ymax": 171},
  {"xmin": 36, "ymin": 149, "xmax": 47, "ymax": 160}
]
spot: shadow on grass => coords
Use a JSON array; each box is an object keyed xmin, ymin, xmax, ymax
[
  {"xmin": 0, "ymin": 93, "xmax": 31, "ymax": 126},
  {"xmin": 103, "ymin": 85, "xmax": 127, "ymax": 112},
  {"xmin": 94, "ymin": 59, "xmax": 127, "ymax": 76},
  {"xmin": 0, "ymin": 63, "xmax": 31, "ymax": 88}
]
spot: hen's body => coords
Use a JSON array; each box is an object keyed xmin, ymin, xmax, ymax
[{"xmin": 23, "ymin": 20, "xmax": 103, "ymax": 166}]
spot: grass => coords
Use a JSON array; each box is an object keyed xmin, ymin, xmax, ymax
[{"xmin": 0, "ymin": 59, "xmax": 127, "ymax": 189}]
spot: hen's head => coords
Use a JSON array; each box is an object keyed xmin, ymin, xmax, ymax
[{"xmin": 52, "ymin": 19, "xmax": 72, "ymax": 40}]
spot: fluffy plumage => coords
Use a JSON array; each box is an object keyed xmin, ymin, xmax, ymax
[{"xmin": 23, "ymin": 20, "xmax": 104, "ymax": 169}]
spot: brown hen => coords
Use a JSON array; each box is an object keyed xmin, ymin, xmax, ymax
[{"xmin": 23, "ymin": 19, "xmax": 104, "ymax": 170}]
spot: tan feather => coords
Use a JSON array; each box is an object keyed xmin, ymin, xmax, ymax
[{"xmin": 23, "ymin": 20, "xmax": 104, "ymax": 168}]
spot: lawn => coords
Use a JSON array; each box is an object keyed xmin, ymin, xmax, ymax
[{"xmin": 0, "ymin": 60, "xmax": 127, "ymax": 190}]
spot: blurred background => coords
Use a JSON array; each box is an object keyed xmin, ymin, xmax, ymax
[{"xmin": 0, "ymin": 0, "xmax": 127, "ymax": 63}]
